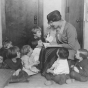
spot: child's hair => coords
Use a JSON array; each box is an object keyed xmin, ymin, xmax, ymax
[
  {"xmin": 31, "ymin": 26, "xmax": 41, "ymax": 34},
  {"xmin": 78, "ymin": 49, "xmax": 88, "ymax": 59},
  {"xmin": 21, "ymin": 45, "xmax": 31, "ymax": 56},
  {"xmin": 6, "ymin": 46, "xmax": 19, "ymax": 59},
  {"xmin": 3, "ymin": 39, "xmax": 12, "ymax": 48},
  {"xmin": 57, "ymin": 47, "xmax": 69, "ymax": 59}
]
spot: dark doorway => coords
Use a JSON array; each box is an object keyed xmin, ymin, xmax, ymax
[
  {"xmin": 65, "ymin": 0, "xmax": 84, "ymax": 48},
  {"xmin": 1, "ymin": 0, "xmax": 43, "ymax": 48}
]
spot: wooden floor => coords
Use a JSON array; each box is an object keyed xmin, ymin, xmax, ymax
[{"xmin": 5, "ymin": 73, "xmax": 88, "ymax": 88}]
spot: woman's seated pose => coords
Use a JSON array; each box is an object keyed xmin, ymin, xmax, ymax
[
  {"xmin": 39, "ymin": 10, "xmax": 80, "ymax": 74},
  {"xmin": 44, "ymin": 47, "xmax": 70, "ymax": 85}
]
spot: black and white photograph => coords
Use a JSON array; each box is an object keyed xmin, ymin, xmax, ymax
[{"xmin": 0, "ymin": 0, "xmax": 88, "ymax": 88}]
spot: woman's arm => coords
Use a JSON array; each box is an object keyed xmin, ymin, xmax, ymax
[{"xmin": 59, "ymin": 23, "xmax": 78, "ymax": 50}]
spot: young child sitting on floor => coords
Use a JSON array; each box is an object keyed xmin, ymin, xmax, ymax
[
  {"xmin": 21, "ymin": 45, "xmax": 40, "ymax": 76},
  {"xmin": 30, "ymin": 26, "xmax": 44, "ymax": 49},
  {"xmin": 44, "ymin": 47, "xmax": 70, "ymax": 85},
  {"xmin": 0, "ymin": 39, "xmax": 13, "ymax": 61},
  {"xmin": 3, "ymin": 46, "xmax": 22, "ymax": 70},
  {"xmin": 70, "ymin": 49, "xmax": 88, "ymax": 82}
]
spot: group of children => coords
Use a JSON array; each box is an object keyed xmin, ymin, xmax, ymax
[
  {"xmin": 0, "ymin": 26, "xmax": 88, "ymax": 85},
  {"xmin": 44, "ymin": 47, "xmax": 88, "ymax": 85},
  {"xmin": 0, "ymin": 27, "xmax": 44, "ymax": 77}
]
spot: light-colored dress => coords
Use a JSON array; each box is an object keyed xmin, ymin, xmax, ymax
[{"xmin": 21, "ymin": 55, "xmax": 39, "ymax": 75}]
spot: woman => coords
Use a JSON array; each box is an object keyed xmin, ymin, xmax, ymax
[
  {"xmin": 40, "ymin": 10, "xmax": 80, "ymax": 75},
  {"xmin": 45, "ymin": 10, "xmax": 80, "ymax": 60}
]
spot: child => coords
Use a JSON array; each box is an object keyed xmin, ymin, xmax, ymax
[
  {"xmin": 4, "ymin": 46, "xmax": 22, "ymax": 70},
  {"xmin": 70, "ymin": 49, "xmax": 88, "ymax": 82},
  {"xmin": 21, "ymin": 45, "xmax": 40, "ymax": 76},
  {"xmin": 44, "ymin": 47, "xmax": 70, "ymax": 85},
  {"xmin": 0, "ymin": 39, "xmax": 13, "ymax": 61},
  {"xmin": 30, "ymin": 26, "xmax": 45, "ymax": 49}
]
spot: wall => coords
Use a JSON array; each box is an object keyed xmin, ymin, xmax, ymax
[
  {"xmin": 0, "ymin": 0, "xmax": 2, "ymax": 47},
  {"xmin": 84, "ymin": 0, "xmax": 88, "ymax": 49},
  {"xmin": 43, "ymin": 0, "xmax": 66, "ymax": 33}
]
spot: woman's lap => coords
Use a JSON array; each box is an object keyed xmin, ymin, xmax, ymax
[{"xmin": 39, "ymin": 47, "xmax": 58, "ymax": 73}]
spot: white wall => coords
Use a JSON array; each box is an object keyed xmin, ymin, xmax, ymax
[
  {"xmin": 43, "ymin": 0, "xmax": 66, "ymax": 33},
  {"xmin": 0, "ymin": 0, "xmax": 2, "ymax": 47},
  {"xmin": 84, "ymin": 0, "xmax": 88, "ymax": 49}
]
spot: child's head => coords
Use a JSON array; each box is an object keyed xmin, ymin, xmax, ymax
[
  {"xmin": 21, "ymin": 45, "xmax": 33, "ymax": 56},
  {"xmin": 56, "ymin": 47, "xmax": 69, "ymax": 59},
  {"xmin": 32, "ymin": 26, "xmax": 42, "ymax": 38},
  {"xmin": 6, "ymin": 46, "xmax": 20, "ymax": 60},
  {"xmin": 3, "ymin": 40, "xmax": 13, "ymax": 49},
  {"xmin": 14, "ymin": 46, "xmax": 20, "ymax": 58},
  {"xmin": 75, "ymin": 49, "xmax": 88, "ymax": 61}
]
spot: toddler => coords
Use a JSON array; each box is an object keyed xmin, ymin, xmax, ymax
[
  {"xmin": 70, "ymin": 49, "xmax": 88, "ymax": 82},
  {"xmin": 0, "ymin": 39, "xmax": 13, "ymax": 61},
  {"xmin": 21, "ymin": 45, "xmax": 40, "ymax": 76},
  {"xmin": 30, "ymin": 26, "xmax": 44, "ymax": 49},
  {"xmin": 4, "ymin": 46, "xmax": 22, "ymax": 70},
  {"xmin": 44, "ymin": 47, "xmax": 70, "ymax": 85}
]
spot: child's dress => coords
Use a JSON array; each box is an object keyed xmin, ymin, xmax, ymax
[
  {"xmin": 32, "ymin": 47, "xmax": 41, "ymax": 62},
  {"xmin": 21, "ymin": 55, "xmax": 39, "ymax": 76}
]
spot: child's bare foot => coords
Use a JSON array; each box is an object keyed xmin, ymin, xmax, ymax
[
  {"xmin": 44, "ymin": 80, "xmax": 53, "ymax": 86},
  {"xmin": 66, "ymin": 79, "xmax": 75, "ymax": 84}
]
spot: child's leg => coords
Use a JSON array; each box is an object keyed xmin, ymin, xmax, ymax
[
  {"xmin": 45, "ymin": 73, "xmax": 69, "ymax": 85},
  {"xmin": 70, "ymin": 71, "xmax": 88, "ymax": 82},
  {"xmin": 44, "ymin": 73, "xmax": 54, "ymax": 86},
  {"xmin": 53, "ymin": 74, "xmax": 68, "ymax": 85},
  {"xmin": 45, "ymin": 73, "xmax": 54, "ymax": 80}
]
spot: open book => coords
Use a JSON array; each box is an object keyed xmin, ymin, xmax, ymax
[{"xmin": 43, "ymin": 43, "xmax": 62, "ymax": 48}]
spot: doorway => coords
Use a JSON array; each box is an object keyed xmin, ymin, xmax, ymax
[
  {"xmin": 1, "ymin": 0, "xmax": 43, "ymax": 48},
  {"xmin": 65, "ymin": 0, "xmax": 84, "ymax": 48}
]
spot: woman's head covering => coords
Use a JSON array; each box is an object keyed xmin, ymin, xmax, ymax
[{"xmin": 47, "ymin": 10, "xmax": 62, "ymax": 23}]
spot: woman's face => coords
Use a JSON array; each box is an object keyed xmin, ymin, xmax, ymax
[{"xmin": 48, "ymin": 21, "xmax": 62, "ymax": 29}]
